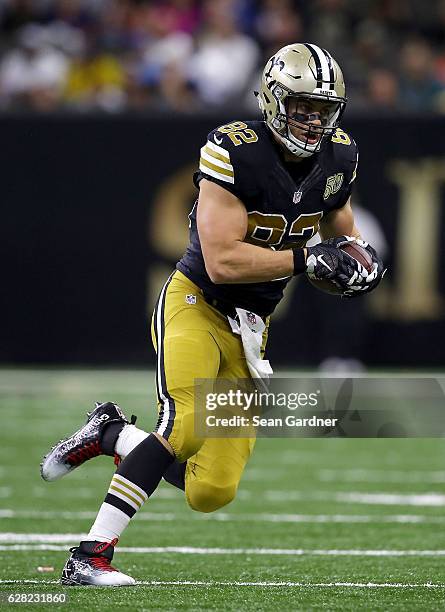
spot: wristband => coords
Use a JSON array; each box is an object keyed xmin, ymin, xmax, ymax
[{"xmin": 292, "ymin": 248, "xmax": 306, "ymax": 276}]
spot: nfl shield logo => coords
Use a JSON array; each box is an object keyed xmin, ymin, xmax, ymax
[
  {"xmin": 293, "ymin": 190, "xmax": 302, "ymax": 204},
  {"xmin": 246, "ymin": 312, "xmax": 257, "ymax": 325},
  {"xmin": 185, "ymin": 294, "xmax": 196, "ymax": 305}
]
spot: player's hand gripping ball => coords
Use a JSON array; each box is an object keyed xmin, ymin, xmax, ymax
[{"xmin": 306, "ymin": 236, "xmax": 385, "ymax": 297}]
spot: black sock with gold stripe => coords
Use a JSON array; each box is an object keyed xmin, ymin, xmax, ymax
[{"xmin": 104, "ymin": 433, "xmax": 174, "ymax": 517}]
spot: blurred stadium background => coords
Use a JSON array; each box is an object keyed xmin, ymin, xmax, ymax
[{"xmin": 2, "ymin": 0, "xmax": 445, "ymax": 370}]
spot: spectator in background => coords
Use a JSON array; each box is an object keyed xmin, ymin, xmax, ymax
[
  {"xmin": 63, "ymin": 40, "xmax": 127, "ymax": 112},
  {"xmin": 307, "ymin": 0, "xmax": 351, "ymax": 62},
  {"xmin": 145, "ymin": 0, "xmax": 200, "ymax": 36},
  {"xmin": 2, "ymin": 0, "xmax": 445, "ymax": 114},
  {"xmin": 95, "ymin": 1, "xmax": 135, "ymax": 55},
  {"xmin": 244, "ymin": 0, "xmax": 302, "ymax": 112},
  {"xmin": 187, "ymin": 0, "xmax": 260, "ymax": 107},
  {"xmin": 0, "ymin": 23, "xmax": 69, "ymax": 111},
  {"xmin": 398, "ymin": 39, "xmax": 445, "ymax": 112},
  {"xmin": 0, "ymin": 0, "xmax": 39, "ymax": 41},
  {"xmin": 43, "ymin": 0, "xmax": 97, "ymax": 34},
  {"xmin": 132, "ymin": 1, "xmax": 196, "ymax": 112},
  {"xmin": 367, "ymin": 67, "xmax": 400, "ymax": 111},
  {"xmin": 344, "ymin": 18, "xmax": 394, "ymax": 105},
  {"xmin": 254, "ymin": 0, "xmax": 303, "ymax": 55}
]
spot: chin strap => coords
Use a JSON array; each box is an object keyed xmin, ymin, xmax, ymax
[{"xmin": 281, "ymin": 131, "xmax": 316, "ymax": 158}]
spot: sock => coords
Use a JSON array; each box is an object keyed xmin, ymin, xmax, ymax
[
  {"xmin": 163, "ymin": 461, "xmax": 186, "ymax": 491},
  {"xmin": 116, "ymin": 426, "xmax": 185, "ymax": 490},
  {"xmin": 86, "ymin": 434, "xmax": 174, "ymax": 543},
  {"xmin": 110, "ymin": 424, "xmax": 185, "ymax": 489},
  {"xmin": 101, "ymin": 422, "xmax": 126, "ymax": 455},
  {"xmin": 115, "ymin": 424, "xmax": 149, "ymax": 459},
  {"xmin": 87, "ymin": 502, "xmax": 131, "ymax": 542}
]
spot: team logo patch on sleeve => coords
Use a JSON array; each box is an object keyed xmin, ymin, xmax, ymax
[
  {"xmin": 199, "ymin": 140, "xmax": 234, "ymax": 184},
  {"xmin": 323, "ymin": 172, "xmax": 344, "ymax": 199}
]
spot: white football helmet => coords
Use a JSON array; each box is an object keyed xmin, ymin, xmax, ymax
[{"xmin": 257, "ymin": 43, "xmax": 347, "ymax": 158}]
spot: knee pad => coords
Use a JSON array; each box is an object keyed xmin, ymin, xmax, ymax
[
  {"xmin": 186, "ymin": 479, "xmax": 237, "ymax": 513},
  {"xmin": 185, "ymin": 455, "xmax": 240, "ymax": 513}
]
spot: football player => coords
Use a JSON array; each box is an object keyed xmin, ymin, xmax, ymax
[{"xmin": 41, "ymin": 43, "xmax": 385, "ymax": 585}]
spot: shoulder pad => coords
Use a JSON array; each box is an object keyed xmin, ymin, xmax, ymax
[
  {"xmin": 200, "ymin": 130, "xmax": 236, "ymax": 185},
  {"xmin": 198, "ymin": 121, "xmax": 264, "ymax": 195},
  {"xmin": 329, "ymin": 128, "xmax": 359, "ymax": 184}
]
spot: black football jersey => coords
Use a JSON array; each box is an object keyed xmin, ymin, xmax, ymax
[{"xmin": 177, "ymin": 120, "xmax": 358, "ymax": 316}]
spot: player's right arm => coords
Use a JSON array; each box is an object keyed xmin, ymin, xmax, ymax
[
  {"xmin": 196, "ymin": 125, "xmax": 361, "ymax": 287},
  {"xmin": 197, "ymin": 178, "xmax": 298, "ymax": 284}
]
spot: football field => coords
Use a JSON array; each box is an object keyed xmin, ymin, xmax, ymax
[{"xmin": 1, "ymin": 368, "xmax": 444, "ymax": 611}]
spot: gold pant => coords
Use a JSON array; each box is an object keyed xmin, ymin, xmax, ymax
[{"xmin": 151, "ymin": 270, "xmax": 268, "ymax": 513}]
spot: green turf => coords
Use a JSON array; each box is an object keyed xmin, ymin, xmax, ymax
[{"xmin": 0, "ymin": 368, "xmax": 444, "ymax": 611}]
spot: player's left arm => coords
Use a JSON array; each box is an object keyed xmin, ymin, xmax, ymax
[
  {"xmin": 318, "ymin": 198, "xmax": 360, "ymax": 241},
  {"xmin": 319, "ymin": 199, "xmax": 385, "ymax": 296}
]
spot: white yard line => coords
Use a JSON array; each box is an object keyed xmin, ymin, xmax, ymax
[
  {"xmin": 1, "ymin": 543, "xmax": 445, "ymax": 557},
  {"xmin": 0, "ymin": 534, "xmax": 87, "ymax": 543},
  {"xmin": 317, "ymin": 469, "xmax": 445, "ymax": 484},
  {"xmin": 332, "ymin": 492, "xmax": 445, "ymax": 506},
  {"xmin": 0, "ymin": 578, "xmax": 444, "ymax": 589},
  {"xmin": 1, "ymin": 509, "xmax": 444, "ymax": 524},
  {"xmin": 263, "ymin": 491, "xmax": 445, "ymax": 506}
]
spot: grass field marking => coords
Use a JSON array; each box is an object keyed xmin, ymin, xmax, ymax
[
  {"xmin": 2, "ymin": 543, "xmax": 445, "ymax": 557},
  {"xmin": 0, "ymin": 579, "xmax": 445, "ymax": 589},
  {"xmin": 262, "ymin": 490, "xmax": 445, "ymax": 506},
  {"xmin": 144, "ymin": 580, "xmax": 445, "ymax": 589},
  {"xmin": 0, "ymin": 533, "xmax": 86, "ymax": 543},
  {"xmin": 1, "ymin": 510, "xmax": 444, "ymax": 524},
  {"xmin": 331, "ymin": 492, "xmax": 445, "ymax": 506},
  {"xmin": 317, "ymin": 469, "xmax": 445, "ymax": 483}
]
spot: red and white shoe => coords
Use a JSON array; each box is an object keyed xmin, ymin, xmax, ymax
[
  {"xmin": 61, "ymin": 539, "xmax": 135, "ymax": 586},
  {"xmin": 40, "ymin": 402, "xmax": 134, "ymax": 482}
]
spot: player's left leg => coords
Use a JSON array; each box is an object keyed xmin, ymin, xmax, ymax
[
  {"xmin": 184, "ymin": 314, "xmax": 269, "ymax": 513},
  {"xmin": 184, "ymin": 436, "xmax": 255, "ymax": 513}
]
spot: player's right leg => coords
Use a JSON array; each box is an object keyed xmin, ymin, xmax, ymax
[
  {"xmin": 40, "ymin": 401, "xmax": 137, "ymax": 482},
  {"xmin": 40, "ymin": 400, "xmax": 187, "ymax": 484},
  {"xmin": 56, "ymin": 271, "xmax": 222, "ymax": 586}
]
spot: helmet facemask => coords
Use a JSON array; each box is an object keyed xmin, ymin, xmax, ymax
[{"xmin": 272, "ymin": 93, "xmax": 346, "ymax": 158}]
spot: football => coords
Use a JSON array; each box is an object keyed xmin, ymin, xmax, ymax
[{"xmin": 308, "ymin": 242, "xmax": 373, "ymax": 295}]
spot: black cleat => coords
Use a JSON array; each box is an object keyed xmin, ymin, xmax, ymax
[
  {"xmin": 40, "ymin": 402, "xmax": 134, "ymax": 482},
  {"xmin": 61, "ymin": 539, "xmax": 135, "ymax": 586}
]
